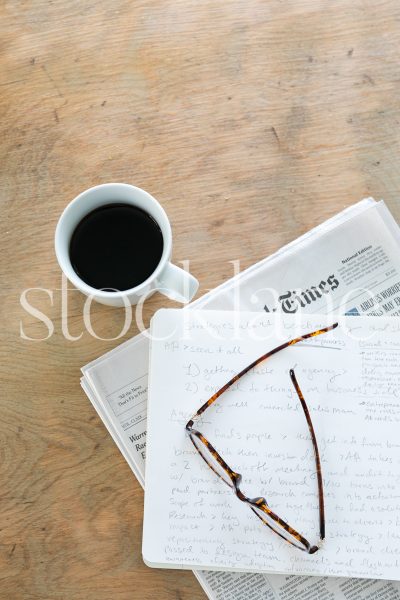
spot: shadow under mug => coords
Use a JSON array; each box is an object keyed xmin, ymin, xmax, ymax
[{"xmin": 54, "ymin": 183, "xmax": 199, "ymax": 307}]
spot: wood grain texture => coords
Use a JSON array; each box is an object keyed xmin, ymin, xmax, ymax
[{"xmin": 1, "ymin": 0, "xmax": 400, "ymax": 598}]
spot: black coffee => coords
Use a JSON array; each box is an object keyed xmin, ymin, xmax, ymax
[{"xmin": 69, "ymin": 203, "xmax": 164, "ymax": 291}]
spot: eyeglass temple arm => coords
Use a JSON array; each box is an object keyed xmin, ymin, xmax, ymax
[
  {"xmin": 186, "ymin": 323, "xmax": 338, "ymax": 430},
  {"xmin": 289, "ymin": 368, "xmax": 325, "ymax": 541}
]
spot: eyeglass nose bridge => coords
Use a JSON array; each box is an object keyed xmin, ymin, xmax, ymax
[
  {"xmin": 231, "ymin": 475, "xmax": 270, "ymax": 508},
  {"xmin": 235, "ymin": 486, "xmax": 269, "ymax": 508}
]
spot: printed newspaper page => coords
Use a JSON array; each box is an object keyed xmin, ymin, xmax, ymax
[{"xmin": 82, "ymin": 199, "xmax": 400, "ymax": 599}]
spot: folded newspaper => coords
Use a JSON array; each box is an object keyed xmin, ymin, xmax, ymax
[{"xmin": 82, "ymin": 199, "xmax": 400, "ymax": 600}]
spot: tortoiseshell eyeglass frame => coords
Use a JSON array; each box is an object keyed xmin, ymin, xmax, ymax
[{"xmin": 185, "ymin": 323, "xmax": 338, "ymax": 554}]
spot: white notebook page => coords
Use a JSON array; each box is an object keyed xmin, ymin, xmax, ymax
[{"xmin": 143, "ymin": 311, "xmax": 400, "ymax": 580}]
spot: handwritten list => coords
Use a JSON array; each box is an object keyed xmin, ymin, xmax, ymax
[{"xmin": 143, "ymin": 310, "xmax": 400, "ymax": 580}]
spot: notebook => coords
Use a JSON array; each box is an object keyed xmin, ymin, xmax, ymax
[{"xmin": 143, "ymin": 309, "xmax": 400, "ymax": 581}]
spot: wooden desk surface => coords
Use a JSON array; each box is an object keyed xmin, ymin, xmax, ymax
[{"xmin": 1, "ymin": 1, "xmax": 400, "ymax": 598}]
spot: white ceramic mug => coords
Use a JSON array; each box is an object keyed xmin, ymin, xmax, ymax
[{"xmin": 55, "ymin": 183, "xmax": 199, "ymax": 307}]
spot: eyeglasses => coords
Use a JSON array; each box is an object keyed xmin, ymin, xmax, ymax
[{"xmin": 185, "ymin": 323, "xmax": 338, "ymax": 554}]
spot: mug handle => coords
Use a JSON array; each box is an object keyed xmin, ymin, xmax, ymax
[{"xmin": 156, "ymin": 262, "xmax": 199, "ymax": 303}]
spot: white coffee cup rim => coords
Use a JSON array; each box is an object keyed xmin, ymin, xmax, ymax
[{"xmin": 55, "ymin": 183, "xmax": 173, "ymax": 299}]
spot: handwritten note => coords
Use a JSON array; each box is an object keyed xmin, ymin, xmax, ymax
[{"xmin": 143, "ymin": 310, "xmax": 400, "ymax": 580}]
